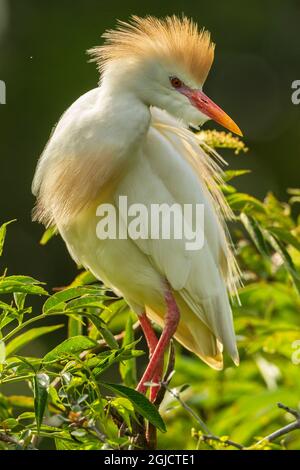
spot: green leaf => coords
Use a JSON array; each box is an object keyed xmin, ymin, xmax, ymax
[
  {"xmin": 267, "ymin": 227, "xmax": 300, "ymax": 252},
  {"xmin": 68, "ymin": 316, "xmax": 83, "ymax": 338},
  {"xmin": 43, "ymin": 336, "xmax": 97, "ymax": 362},
  {"xmin": 119, "ymin": 315, "xmax": 137, "ymax": 387},
  {"xmin": 43, "ymin": 286, "xmax": 103, "ymax": 314},
  {"xmin": 223, "ymin": 169, "xmax": 251, "ymax": 182},
  {"xmin": 5, "ymin": 275, "xmax": 46, "ymax": 285},
  {"xmin": 54, "ymin": 435, "xmax": 102, "ymax": 450},
  {"xmin": 288, "ymin": 188, "xmax": 300, "ymax": 196},
  {"xmin": 267, "ymin": 234, "xmax": 300, "ymax": 293},
  {"xmin": 0, "ymin": 340, "xmax": 5, "ymax": 364},
  {"xmin": 66, "ymin": 294, "xmax": 107, "ymax": 310},
  {"xmin": 101, "ymin": 299, "xmax": 127, "ymax": 323},
  {"xmin": 70, "ymin": 428, "xmax": 87, "ymax": 438},
  {"xmin": 2, "ymin": 418, "xmax": 18, "ymax": 429},
  {"xmin": 55, "ymin": 439, "xmax": 79, "ymax": 450},
  {"xmin": 90, "ymin": 343, "xmax": 143, "ymax": 377},
  {"xmin": 0, "ymin": 300, "xmax": 18, "ymax": 314},
  {"xmin": 89, "ymin": 314, "xmax": 119, "ymax": 349},
  {"xmin": 48, "ymin": 386, "xmax": 65, "ymax": 411},
  {"xmin": 18, "ymin": 412, "xmax": 36, "ymax": 421},
  {"xmin": 69, "ymin": 270, "xmax": 97, "ymax": 287},
  {"xmin": 40, "ymin": 226, "xmax": 57, "ymax": 245},
  {"xmin": 240, "ymin": 213, "xmax": 270, "ymax": 257},
  {"xmin": 102, "ymin": 382, "xmax": 166, "ymax": 433},
  {"xmin": 0, "ymin": 276, "xmax": 48, "ymax": 296},
  {"xmin": 227, "ymin": 193, "xmax": 266, "ymax": 213},
  {"xmin": 6, "ymin": 325, "xmax": 64, "ymax": 357},
  {"xmin": 220, "ymin": 183, "xmax": 237, "ymax": 195},
  {"xmin": 7, "ymin": 395, "xmax": 34, "ymax": 408},
  {"xmin": 33, "ymin": 373, "xmax": 49, "ymax": 433},
  {"xmin": 110, "ymin": 397, "xmax": 135, "ymax": 432},
  {"xmin": 13, "ymin": 292, "xmax": 27, "ymax": 310},
  {"xmin": 0, "ymin": 220, "xmax": 15, "ymax": 256}
]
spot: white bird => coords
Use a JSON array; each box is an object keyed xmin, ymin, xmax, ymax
[{"xmin": 32, "ymin": 16, "xmax": 242, "ymax": 402}]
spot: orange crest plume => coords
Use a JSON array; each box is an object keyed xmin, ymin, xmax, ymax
[{"xmin": 88, "ymin": 15, "xmax": 215, "ymax": 85}]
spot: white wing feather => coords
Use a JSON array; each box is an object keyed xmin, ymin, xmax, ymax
[{"xmin": 116, "ymin": 108, "xmax": 240, "ymax": 364}]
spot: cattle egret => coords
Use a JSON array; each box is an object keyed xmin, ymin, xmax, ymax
[{"xmin": 32, "ymin": 16, "xmax": 242, "ymax": 402}]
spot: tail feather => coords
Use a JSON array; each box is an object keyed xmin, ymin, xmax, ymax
[
  {"xmin": 146, "ymin": 301, "xmax": 222, "ymax": 371},
  {"xmin": 180, "ymin": 289, "xmax": 239, "ymax": 366}
]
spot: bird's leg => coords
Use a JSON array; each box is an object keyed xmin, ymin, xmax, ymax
[
  {"xmin": 139, "ymin": 313, "xmax": 159, "ymax": 358},
  {"xmin": 138, "ymin": 313, "xmax": 163, "ymax": 402},
  {"xmin": 137, "ymin": 285, "xmax": 180, "ymax": 400}
]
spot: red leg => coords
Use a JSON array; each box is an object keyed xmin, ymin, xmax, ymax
[
  {"xmin": 138, "ymin": 313, "xmax": 163, "ymax": 401},
  {"xmin": 137, "ymin": 285, "xmax": 180, "ymax": 398},
  {"xmin": 139, "ymin": 313, "xmax": 159, "ymax": 357}
]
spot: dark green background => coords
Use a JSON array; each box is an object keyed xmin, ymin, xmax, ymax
[{"xmin": 0, "ymin": 0, "xmax": 299, "ymax": 288}]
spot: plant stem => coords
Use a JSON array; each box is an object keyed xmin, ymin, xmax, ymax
[{"xmin": 2, "ymin": 313, "xmax": 48, "ymax": 342}]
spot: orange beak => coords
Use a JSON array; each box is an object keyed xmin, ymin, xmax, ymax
[{"xmin": 181, "ymin": 88, "xmax": 243, "ymax": 136}]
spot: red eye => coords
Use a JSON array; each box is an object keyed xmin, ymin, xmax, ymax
[{"xmin": 170, "ymin": 76, "xmax": 183, "ymax": 88}]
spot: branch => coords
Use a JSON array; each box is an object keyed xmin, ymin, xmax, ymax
[
  {"xmin": 200, "ymin": 434, "xmax": 244, "ymax": 450},
  {"xmin": 0, "ymin": 432, "xmax": 24, "ymax": 449},
  {"xmin": 277, "ymin": 402, "xmax": 300, "ymax": 419},
  {"xmin": 163, "ymin": 384, "xmax": 211, "ymax": 435},
  {"xmin": 163, "ymin": 384, "xmax": 244, "ymax": 449},
  {"xmin": 254, "ymin": 402, "xmax": 300, "ymax": 448},
  {"xmin": 87, "ymin": 425, "xmax": 107, "ymax": 443}
]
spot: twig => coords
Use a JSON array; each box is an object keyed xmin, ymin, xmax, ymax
[
  {"xmin": 164, "ymin": 384, "xmax": 211, "ymax": 435},
  {"xmin": 254, "ymin": 402, "xmax": 300, "ymax": 448},
  {"xmin": 277, "ymin": 402, "xmax": 300, "ymax": 419},
  {"xmin": 255, "ymin": 421, "xmax": 300, "ymax": 447},
  {"xmin": 0, "ymin": 432, "xmax": 24, "ymax": 449},
  {"xmin": 88, "ymin": 425, "xmax": 107, "ymax": 443},
  {"xmin": 163, "ymin": 383, "xmax": 244, "ymax": 449},
  {"xmin": 201, "ymin": 434, "xmax": 244, "ymax": 450}
]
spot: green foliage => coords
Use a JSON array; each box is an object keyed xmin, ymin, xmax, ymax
[
  {"xmin": 103, "ymin": 383, "xmax": 166, "ymax": 433},
  {"xmin": 1, "ymin": 132, "xmax": 300, "ymax": 450},
  {"xmin": 119, "ymin": 315, "xmax": 137, "ymax": 387},
  {"xmin": 43, "ymin": 336, "xmax": 97, "ymax": 363},
  {"xmin": 33, "ymin": 373, "xmax": 50, "ymax": 433}
]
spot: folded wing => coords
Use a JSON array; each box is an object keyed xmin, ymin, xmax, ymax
[{"xmin": 115, "ymin": 108, "xmax": 240, "ymax": 367}]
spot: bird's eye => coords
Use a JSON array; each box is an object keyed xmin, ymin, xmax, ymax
[{"xmin": 170, "ymin": 76, "xmax": 183, "ymax": 88}]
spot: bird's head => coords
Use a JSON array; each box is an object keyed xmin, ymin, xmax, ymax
[{"xmin": 89, "ymin": 15, "xmax": 242, "ymax": 136}]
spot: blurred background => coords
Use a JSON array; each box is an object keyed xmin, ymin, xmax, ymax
[
  {"xmin": 0, "ymin": 0, "xmax": 299, "ymax": 287},
  {"xmin": 1, "ymin": 0, "xmax": 300, "ymax": 450}
]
